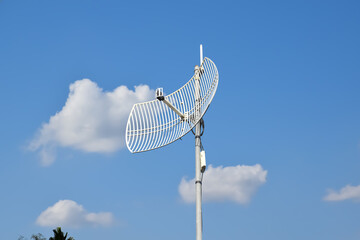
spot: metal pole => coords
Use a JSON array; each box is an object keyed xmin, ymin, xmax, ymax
[
  {"xmin": 194, "ymin": 44, "xmax": 202, "ymax": 240},
  {"xmin": 195, "ymin": 120, "xmax": 202, "ymax": 240}
]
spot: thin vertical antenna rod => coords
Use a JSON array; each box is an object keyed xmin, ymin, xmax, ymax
[{"xmin": 195, "ymin": 44, "xmax": 203, "ymax": 240}]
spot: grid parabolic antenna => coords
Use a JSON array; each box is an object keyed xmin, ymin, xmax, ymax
[{"xmin": 126, "ymin": 57, "xmax": 219, "ymax": 153}]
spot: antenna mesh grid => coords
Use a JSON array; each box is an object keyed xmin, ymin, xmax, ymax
[{"xmin": 126, "ymin": 57, "xmax": 218, "ymax": 153}]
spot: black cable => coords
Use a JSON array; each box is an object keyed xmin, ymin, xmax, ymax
[
  {"xmin": 191, "ymin": 118, "xmax": 205, "ymax": 136},
  {"xmin": 200, "ymin": 118, "xmax": 205, "ymax": 136},
  {"xmin": 191, "ymin": 126, "xmax": 195, "ymax": 135}
]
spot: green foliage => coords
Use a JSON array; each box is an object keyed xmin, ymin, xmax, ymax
[
  {"xmin": 49, "ymin": 227, "xmax": 74, "ymax": 240},
  {"xmin": 31, "ymin": 233, "xmax": 46, "ymax": 240},
  {"xmin": 18, "ymin": 233, "xmax": 46, "ymax": 240},
  {"xmin": 18, "ymin": 227, "xmax": 74, "ymax": 240}
]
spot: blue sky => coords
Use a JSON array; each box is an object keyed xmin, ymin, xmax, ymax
[{"xmin": 1, "ymin": 0, "xmax": 360, "ymax": 239}]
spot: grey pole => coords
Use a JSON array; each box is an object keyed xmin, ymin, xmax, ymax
[{"xmin": 194, "ymin": 64, "xmax": 202, "ymax": 240}]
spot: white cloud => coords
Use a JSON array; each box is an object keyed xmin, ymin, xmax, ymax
[
  {"xmin": 28, "ymin": 79, "xmax": 154, "ymax": 165},
  {"xmin": 36, "ymin": 200, "xmax": 115, "ymax": 228},
  {"xmin": 323, "ymin": 184, "xmax": 360, "ymax": 202},
  {"xmin": 179, "ymin": 164, "xmax": 267, "ymax": 204}
]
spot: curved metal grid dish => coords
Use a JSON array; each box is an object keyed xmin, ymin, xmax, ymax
[{"xmin": 126, "ymin": 57, "xmax": 219, "ymax": 153}]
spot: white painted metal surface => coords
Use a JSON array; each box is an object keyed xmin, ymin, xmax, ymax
[
  {"xmin": 200, "ymin": 150, "xmax": 206, "ymax": 172},
  {"xmin": 125, "ymin": 57, "xmax": 219, "ymax": 153},
  {"xmin": 194, "ymin": 64, "xmax": 203, "ymax": 240}
]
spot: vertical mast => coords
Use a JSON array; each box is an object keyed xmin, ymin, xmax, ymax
[{"xmin": 195, "ymin": 44, "xmax": 203, "ymax": 240}]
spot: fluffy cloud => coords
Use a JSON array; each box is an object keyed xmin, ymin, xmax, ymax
[
  {"xmin": 179, "ymin": 164, "xmax": 267, "ymax": 204},
  {"xmin": 28, "ymin": 79, "xmax": 154, "ymax": 165},
  {"xmin": 36, "ymin": 200, "xmax": 115, "ymax": 228},
  {"xmin": 323, "ymin": 184, "xmax": 360, "ymax": 202}
]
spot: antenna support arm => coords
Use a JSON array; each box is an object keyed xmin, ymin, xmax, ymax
[
  {"xmin": 156, "ymin": 91, "xmax": 186, "ymax": 120},
  {"xmin": 162, "ymin": 98, "xmax": 185, "ymax": 120}
]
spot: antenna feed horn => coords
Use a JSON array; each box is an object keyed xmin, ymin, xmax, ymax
[{"xmin": 156, "ymin": 88, "xmax": 164, "ymax": 101}]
